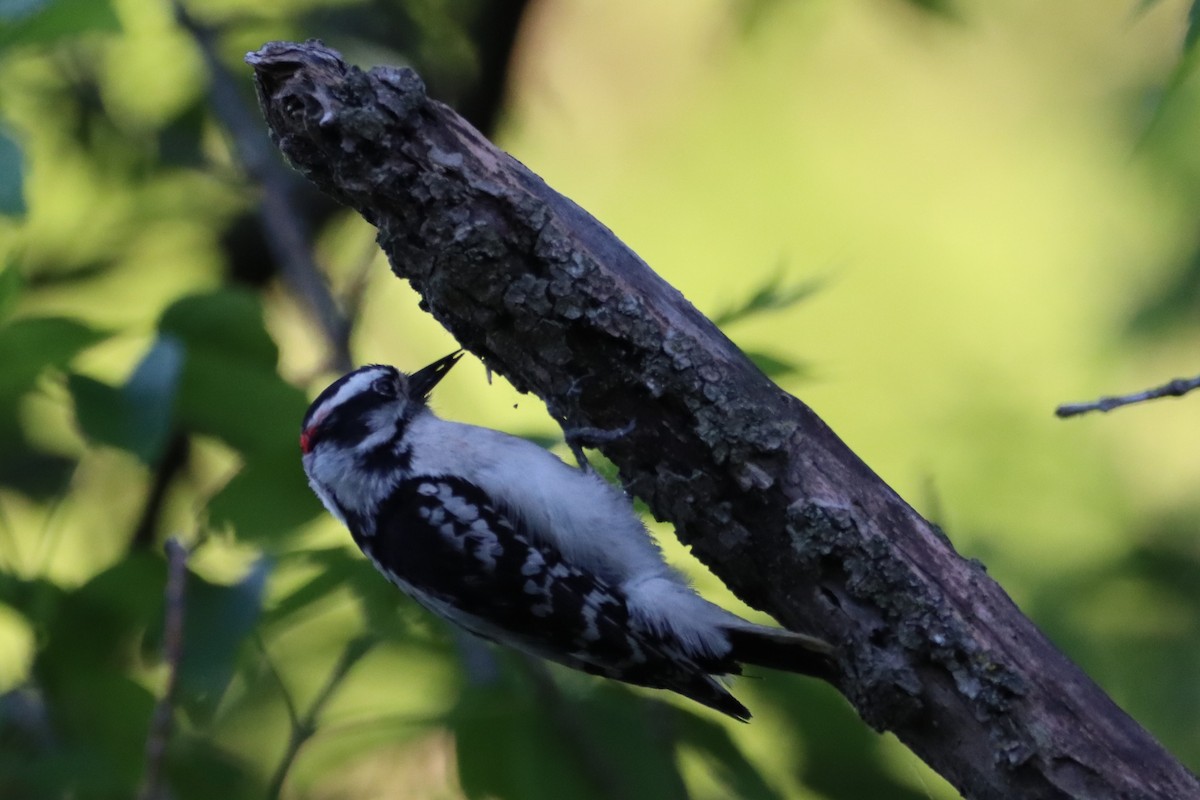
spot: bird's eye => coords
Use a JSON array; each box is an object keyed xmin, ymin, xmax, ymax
[{"xmin": 372, "ymin": 376, "xmax": 396, "ymax": 397}]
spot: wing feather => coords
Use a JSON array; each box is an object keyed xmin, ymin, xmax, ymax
[{"xmin": 360, "ymin": 475, "xmax": 751, "ymax": 718}]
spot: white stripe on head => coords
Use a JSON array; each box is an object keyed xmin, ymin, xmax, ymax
[{"xmin": 307, "ymin": 366, "xmax": 392, "ymax": 429}]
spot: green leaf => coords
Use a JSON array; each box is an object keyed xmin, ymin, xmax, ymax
[
  {"xmin": 263, "ymin": 547, "xmax": 361, "ymax": 629},
  {"xmin": 901, "ymin": 0, "xmax": 957, "ymax": 16},
  {"xmin": 755, "ymin": 677, "xmax": 935, "ymax": 800},
  {"xmin": 711, "ymin": 270, "xmax": 824, "ymax": 328},
  {"xmin": 207, "ymin": 450, "xmax": 322, "ymax": 544},
  {"xmin": 453, "ymin": 666, "xmax": 606, "ymax": 800},
  {"xmin": 0, "ymin": 264, "xmax": 22, "ymax": 322},
  {"xmin": 0, "ymin": 315, "xmax": 105, "ymax": 495},
  {"xmin": 157, "ymin": 99, "xmax": 209, "ymax": 170},
  {"xmin": 1140, "ymin": 0, "xmax": 1200, "ymax": 52},
  {"xmin": 69, "ymin": 375, "xmax": 129, "ymax": 448},
  {"xmin": 164, "ymin": 733, "xmax": 261, "ymax": 800},
  {"xmin": 0, "ymin": 128, "xmax": 25, "ymax": 217},
  {"xmin": 176, "ymin": 558, "xmax": 269, "ymax": 723},
  {"xmin": 34, "ymin": 553, "xmax": 166, "ymax": 794},
  {"xmin": 0, "ymin": 0, "xmax": 119, "ymax": 47},
  {"xmin": 159, "ymin": 289, "xmax": 279, "ymax": 371},
  {"xmin": 1188, "ymin": 0, "xmax": 1200, "ymax": 54},
  {"xmin": 743, "ymin": 349, "xmax": 811, "ymax": 380},
  {"xmin": 69, "ymin": 335, "xmax": 184, "ymax": 464},
  {"xmin": 155, "ymin": 291, "xmax": 320, "ymax": 542},
  {"xmin": 0, "ymin": 316, "xmax": 106, "ymax": 397},
  {"xmin": 161, "ymin": 291, "xmax": 306, "ymax": 457},
  {"xmin": 174, "ymin": 347, "xmax": 308, "ymax": 456},
  {"xmin": 123, "ymin": 335, "xmax": 184, "ymax": 460},
  {"xmin": 453, "ymin": 664, "xmax": 689, "ymax": 800},
  {"xmin": 673, "ymin": 710, "xmax": 784, "ymax": 800}
]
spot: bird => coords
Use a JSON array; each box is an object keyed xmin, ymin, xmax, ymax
[{"xmin": 299, "ymin": 351, "xmax": 834, "ymax": 720}]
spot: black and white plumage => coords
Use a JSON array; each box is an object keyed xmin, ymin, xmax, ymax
[{"xmin": 300, "ymin": 352, "xmax": 833, "ymax": 720}]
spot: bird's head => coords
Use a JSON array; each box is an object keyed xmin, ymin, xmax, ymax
[{"xmin": 300, "ymin": 351, "xmax": 461, "ymax": 470}]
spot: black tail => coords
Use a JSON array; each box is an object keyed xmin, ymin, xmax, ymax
[
  {"xmin": 680, "ymin": 675, "xmax": 753, "ymax": 722},
  {"xmin": 725, "ymin": 626, "xmax": 838, "ymax": 682},
  {"xmin": 672, "ymin": 628, "xmax": 836, "ymax": 722}
]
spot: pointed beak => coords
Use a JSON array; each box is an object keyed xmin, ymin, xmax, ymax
[{"xmin": 409, "ymin": 350, "xmax": 463, "ymax": 400}]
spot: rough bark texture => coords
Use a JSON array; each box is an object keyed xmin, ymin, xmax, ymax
[{"xmin": 246, "ymin": 40, "xmax": 1200, "ymax": 800}]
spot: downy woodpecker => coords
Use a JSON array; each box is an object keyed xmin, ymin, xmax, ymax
[{"xmin": 300, "ymin": 352, "xmax": 832, "ymax": 719}]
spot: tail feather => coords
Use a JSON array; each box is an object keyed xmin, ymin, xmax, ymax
[
  {"xmin": 683, "ymin": 676, "xmax": 753, "ymax": 722},
  {"xmin": 724, "ymin": 625, "xmax": 837, "ymax": 682}
]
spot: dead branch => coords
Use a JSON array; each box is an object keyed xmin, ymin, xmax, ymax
[{"xmin": 245, "ymin": 41, "xmax": 1200, "ymax": 800}]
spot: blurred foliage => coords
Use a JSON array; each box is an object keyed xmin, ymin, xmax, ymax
[{"xmin": 0, "ymin": 1, "xmax": 1197, "ymax": 799}]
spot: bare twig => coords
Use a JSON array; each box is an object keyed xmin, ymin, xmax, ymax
[
  {"xmin": 138, "ymin": 537, "xmax": 189, "ymax": 800},
  {"xmin": 131, "ymin": 432, "xmax": 189, "ymax": 550},
  {"xmin": 171, "ymin": 0, "xmax": 352, "ymax": 372},
  {"xmin": 1056, "ymin": 373, "xmax": 1200, "ymax": 418},
  {"xmin": 253, "ymin": 633, "xmax": 302, "ymax": 730},
  {"xmin": 265, "ymin": 635, "xmax": 375, "ymax": 800}
]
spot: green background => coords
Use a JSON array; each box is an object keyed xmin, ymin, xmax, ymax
[{"xmin": 0, "ymin": 0, "xmax": 1198, "ymax": 798}]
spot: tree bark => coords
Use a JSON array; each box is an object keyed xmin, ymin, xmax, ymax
[{"xmin": 245, "ymin": 40, "xmax": 1200, "ymax": 800}]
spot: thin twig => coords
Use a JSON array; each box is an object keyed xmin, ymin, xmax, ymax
[
  {"xmin": 171, "ymin": 0, "xmax": 353, "ymax": 373},
  {"xmin": 253, "ymin": 633, "xmax": 301, "ymax": 730},
  {"xmin": 1055, "ymin": 373, "xmax": 1200, "ymax": 418},
  {"xmin": 138, "ymin": 538, "xmax": 190, "ymax": 800},
  {"xmin": 131, "ymin": 432, "xmax": 189, "ymax": 551},
  {"xmin": 265, "ymin": 635, "xmax": 375, "ymax": 800}
]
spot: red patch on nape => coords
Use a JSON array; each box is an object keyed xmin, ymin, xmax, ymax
[{"xmin": 300, "ymin": 428, "xmax": 314, "ymax": 454}]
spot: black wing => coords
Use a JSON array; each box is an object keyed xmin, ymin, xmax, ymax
[{"xmin": 360, "ymin": 475, "xmax": 751, "ymax": 719}]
